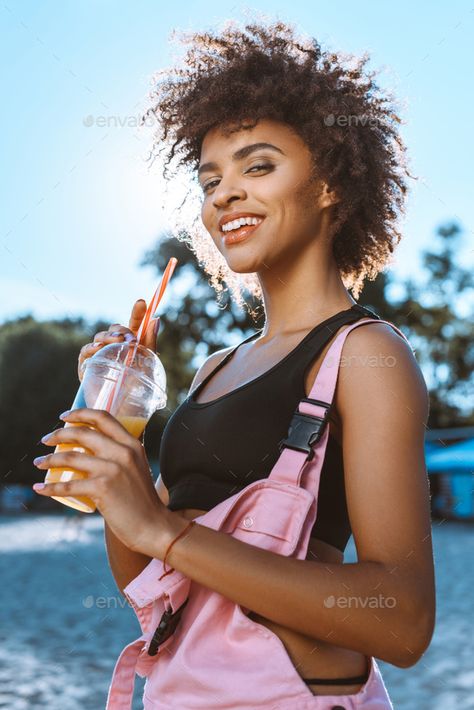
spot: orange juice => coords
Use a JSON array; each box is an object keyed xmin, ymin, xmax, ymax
[{"xmin": 44, "ymin": 415, "xmax": 149, "ymax": 513}]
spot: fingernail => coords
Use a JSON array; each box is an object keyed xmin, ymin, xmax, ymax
[
  {"xmin": 110, "ymin": 331, "xmax": 123, "ymax": 337},
  {"xmin": 33, "ymin": 483, "xmax": 45, "ymax": 491},
  {"xmin": 33, "ymin": 456, "xmax": 47, "ymax": 464},
  {"xmin": 124, "ymin": 333, "xmax": 137, "ymax": 343},
  {"xmin": 59, "ymin": 410, "xmax": 71, "ymax": 419}
]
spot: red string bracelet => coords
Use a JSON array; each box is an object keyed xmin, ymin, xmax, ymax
[{"xmin": 158, "ymin": 519, "xmax": 197, "ymax": 581}]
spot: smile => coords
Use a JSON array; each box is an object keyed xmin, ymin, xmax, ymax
[{"xmin": 221, "ymin": 218, "xmax": 265, "ymax": 246}]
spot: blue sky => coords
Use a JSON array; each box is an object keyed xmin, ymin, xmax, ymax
[{"xmin": 1, "ymin": 0, "xmax": 473, "ymax": 329}]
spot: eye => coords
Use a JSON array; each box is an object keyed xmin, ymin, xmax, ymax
[
  {"xmin": 247, "ymin": 162, "xmax": 273, "ymax": 174},
  {"xmin": 201, "ymin": 163, "xmax": 274, "ymax": 194},
  {"xmin": 201, "ymin": 179, "xmax": 219, "ymax": 194}
]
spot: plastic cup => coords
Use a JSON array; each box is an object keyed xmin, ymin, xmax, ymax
[{"xmin": 44, "ymin": 342, "xmax": 167, "ymax": 513}]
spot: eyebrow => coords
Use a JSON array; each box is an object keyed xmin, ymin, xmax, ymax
[{"xmin": 198, "ymin": 142, "xmax": 285, "ymax": 178}]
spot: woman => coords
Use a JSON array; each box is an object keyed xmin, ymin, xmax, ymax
[{"xmin": 33, "ymin": 18, "xmax": 435, "ymax": 706}]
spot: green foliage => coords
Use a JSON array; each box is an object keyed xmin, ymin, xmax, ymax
[
  {"xmin": 350, "ymin": 223, "xmax": 474, "ymax": 428},
  {"xmin": 140, "ymin": 233, "xmax": 264, "ymax": 367},
  {"xmin": 1, "ymin": 222, "xmax": 472, "ymax": 487},
  {"xmin": 386, "ymin": 223, "xmax": 474, "ymax": 428},
  {"xmin": 0, "ymin": 315, "xmax": 93, "ymax": 486}
]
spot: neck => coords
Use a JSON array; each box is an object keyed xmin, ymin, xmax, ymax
[{"xmin": 256, "ymin": 242, "xmax": 356, "ymax": 341}]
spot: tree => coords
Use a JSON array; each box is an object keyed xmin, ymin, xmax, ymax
[
  {"xmin": 142, "ymin": 223, "xmax": 474, "ymax": 430},
  {"xmin": 377, "ymin": 222, "xmax": 473, "ymax": 428},
  {"xmin": 140, "ymin": 232, "xmax": 264, "ymax": 380},
  {"xmin": 2, "ymin": 220, "xmax": 471, "ymax": 489},
  {"xmin": 0, "ymin": 315, "xmax": 93, "ymax": 486}
]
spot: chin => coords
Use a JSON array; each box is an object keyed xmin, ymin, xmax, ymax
[{"xmin": 222, "ymin": 250, "xmax": 267, "ymax": 275}]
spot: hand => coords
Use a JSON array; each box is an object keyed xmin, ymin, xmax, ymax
[
  {"xmin": 77, "ymin": 299, "xmax": 161, "ymax": 382},
  {"xmin": 32, "ymin": 408, "xmax": 174, "ymax": 557}
]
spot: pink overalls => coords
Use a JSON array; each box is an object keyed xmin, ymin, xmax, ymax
[{"xmin": 107, "ymin": 317, "xmax": 409, "ymax": 709}]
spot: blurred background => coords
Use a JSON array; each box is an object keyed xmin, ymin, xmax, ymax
[{"xmin": 1, "ymin": 1, "xmax": 473, "ymax": 708}]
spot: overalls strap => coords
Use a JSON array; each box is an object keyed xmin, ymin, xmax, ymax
[{"xmin": 269, "ymin": 318, "xmax": 411, "ymax": 491}]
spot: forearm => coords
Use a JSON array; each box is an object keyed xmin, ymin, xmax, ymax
[
  {"xmin": 103, "ymin": 430, "xmax": 153, "ymax": 593},
  {"xmin": 104, "ymin": 522, "xmax": 152, "ymax": 595},
  {"xmin": 159, "ymin": 514, "xmax": 429, "ymax": 667}
]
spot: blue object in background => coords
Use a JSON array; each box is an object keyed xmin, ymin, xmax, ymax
[
  {"xmin": 426, "ymin": 438, "xmax": 474, "ymax": 472},
  {"xmin": 426, "ymin": 439, "xmax": 474, "ymax": 520}
]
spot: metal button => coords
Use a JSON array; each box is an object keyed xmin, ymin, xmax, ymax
[{"xmin": 242, "ymin": 516, "xmax": 254, "ymax": 528}]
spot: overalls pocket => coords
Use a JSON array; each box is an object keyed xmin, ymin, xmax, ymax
[{"xmin": 222, "ymin": 479, "xmax": 315, "ymax": 556}]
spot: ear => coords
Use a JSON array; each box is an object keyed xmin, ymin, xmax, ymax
[{"xmin": 319, "ymin": 182, "xmax": 341, "ymax": 210}]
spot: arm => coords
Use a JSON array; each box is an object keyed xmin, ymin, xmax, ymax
[
  {"xmin": 104, "ymin": 345, "xmax": 235, "ymax": 595},
  {"xmin": 152, "ymin": 324, "xmax": 435, "ymax": 668}
]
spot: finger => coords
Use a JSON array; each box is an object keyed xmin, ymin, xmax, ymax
[
  {"xmin": 128, "ymin": 299, "xmax": 147, "ymax": 334},
  {"xmin": 80, "ymin": 341, "xmax": 104, "ymax": 356},
  {"xmin": 32, "ymin": 450, "xmax": 111, "ymax": 475},
  {"xmin": 140, "ymin": 316, "xmax": 160, "ymax": 353},
  {"xmin": 78, "ymin": 325, "xmax": 139, "ymax": 383},
  {"xmin": 78, "ymin": 345, "xmax": 97, "ymax": 380},
  {"xmin": 92, "ymin": 330, "xmax": 111, "ymax": 342},
  {"xmin": 33, "ymin": 477, "xmax": 99, "ymax": 500},
  {"xmin": 93, "ymin": 331, "xmax": 134, "ymax": 345},
  {"xmin": 91, "ymin": 335, "xmax": 137, "ymax": 349},
  {"xmin": 78, "ymin": 343, "xmax": 103, "ymax": 381},
  {"xmin": 57, "ymin": 408, "xmax": 141, "ymax": 446},
  {"xmin": 78, "ymin": 338, "xmax": 125, "ymax": 370},
  {"xmin": 39, "ymin": 422, "xmax": 132, "ymax": 459},
  {"xmin": 107, "ymin": 324, "xmax": 135, "ymax": 339}
]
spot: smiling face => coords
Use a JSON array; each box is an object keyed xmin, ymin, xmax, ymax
[{"xmin": 199, "ymin": 117, "xmax": 339, "ymax": 276}]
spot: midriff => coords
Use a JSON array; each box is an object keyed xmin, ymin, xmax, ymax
[{"xmin": 176, "ymin": 506, "xmax": 368, "ymax": 696}]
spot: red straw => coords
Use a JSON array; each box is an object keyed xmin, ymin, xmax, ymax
[
  {"xmin": 105, "ymin": 257, "xmax": 178, "ymax": 413},
  {"xmin": 136, "ymin": 257, "xmax": 178, "ymax": 347}
]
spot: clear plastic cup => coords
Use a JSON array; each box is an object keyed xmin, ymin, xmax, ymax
[{"xmin": 44, "ymin": 342, "xmax": 167, "ymax": 513}]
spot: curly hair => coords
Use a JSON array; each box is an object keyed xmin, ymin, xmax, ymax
[{"xmin": 141, "ymin": 15, "xmax": 412, "ymax": 308}]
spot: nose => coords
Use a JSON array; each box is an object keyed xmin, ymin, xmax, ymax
[{"xmin": 212, "ymin": 180, "xmax": 246, "ymax": 209}]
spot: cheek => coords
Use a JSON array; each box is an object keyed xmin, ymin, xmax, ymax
[
  {"xmin": 292, "ymin": 175, "xmax": 320, "ymax": 217},
  {"xmin": 200, "ymin": 207, "xmax": 224, "ymax": 251},
  {"xmin": 201, "ymin": 202, "xmax": 209, "ymax": 227},
  {"xmin": 201, "ymin": 201, "xmax": 220, "ymax": 238},
  {"xmin": 268, "ymin": 170, "xmax": 309, "ymax": 213}
]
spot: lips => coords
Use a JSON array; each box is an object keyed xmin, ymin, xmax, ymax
[
  {"xmin": 221, "ymin": 218, "xmax": 265, "ymax": 246},
  {"xmin": 218, "ymin": 212, "xmax": 265, "ymax": 230}
]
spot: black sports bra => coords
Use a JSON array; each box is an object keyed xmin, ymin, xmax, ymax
[{"xmin": 159, "ymin": 304, "xmax": 380, "ymax": 552}]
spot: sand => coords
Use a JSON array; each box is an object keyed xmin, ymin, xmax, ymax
[{"xmin": 0, "ymin": 514, "xmax": 472, "ymax": 709}]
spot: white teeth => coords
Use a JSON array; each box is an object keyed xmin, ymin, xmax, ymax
[{"xmin": 221, "ymin": 216, "xmax": 262, "ymax": 233}]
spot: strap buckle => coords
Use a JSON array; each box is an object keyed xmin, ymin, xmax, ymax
[
  {"xmin": 147, "ymin": 597, "xmax": 189, "ymax": 656},
  {"xmin": 278, "ymin": 398, "xmax": 331, "ymax": 461}
]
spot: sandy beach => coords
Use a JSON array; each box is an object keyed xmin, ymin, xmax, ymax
[{"xmin": 0, "ymin": 514, "xmax": 472, "ymax": 709}]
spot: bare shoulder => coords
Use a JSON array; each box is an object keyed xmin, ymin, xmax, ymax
[
  {"xmin": 343, "ymin": 319, "xmax": 414, "ymax": 356},
  {"xmin": 341, "ymin": 322, "xmax": 428, "ymax": 404},
  {"xmin": 337, "ymin": 319, "xmax": 429, "ymax": 432},
  {"xmin": 306, "ymin": 320, "xmax": 428, "ymax": 439}
]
